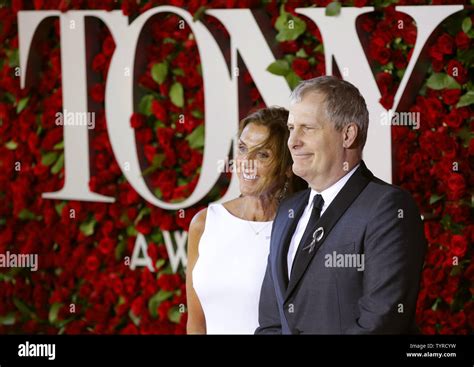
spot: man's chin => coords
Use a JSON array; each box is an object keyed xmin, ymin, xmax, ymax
[{"xmin": 292, "ymin": 165, "xmax": 308, "ymax": 180}]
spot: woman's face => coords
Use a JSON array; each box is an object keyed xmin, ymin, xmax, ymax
[{"xmin": 236, "ymin": 122, "xmax": 276, "ymax": 197}]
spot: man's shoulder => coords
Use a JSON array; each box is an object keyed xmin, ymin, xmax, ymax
[
  {"xmin": 363, "ymin": 174, "xmax": 419, "ymax": 211},
  {"xmin": 279, "ymin": 189, "xmax": 310, "ymax": 209}
]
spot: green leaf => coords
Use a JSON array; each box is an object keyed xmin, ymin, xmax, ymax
[
  {"xmin": 148, "ymin": 290, "xmax": 173, "ymax": 318},
  {"xmin": 115, "ymin": 239, "xmax": 126, "ymax": 261},
  {"xmin": 456, "ymin": 127, "xmax": 474, "ymax": 148},
  {"xmin": 53, "ymin": 141, "xmax": 64, "ymax": 150},
  {"xmin": 0, "ymin": 312, "xmax": 16, "ymax": 326},
  {"xmin": 16, "ymin": 97, "xmax": 29, "ymax": 114},
  {"xmin": 296, "ymin": 48, "xmax": 308, "ymax": 58},
  {"xmin": 266, "ymin": 60, "xmax": 290, "ymax": 76},
  {"xmin": 275, "ymin": 5, "xmax": 306, "ymax": 42},
  {"xmin": 18, "ymin": 209, "xmax": 37, "ymax": 220},
  {"xmin": 462, "ymin": 17, "xmax": 472, "ymax": 34},
  {"xmin": 192, "ymin": 5, "xmax": 207, "ymax": 22},
  {"xmin": 138, "ymin": 95, "xmax": 153, "ymax": 116},
  {"xmin": 172, "ymin": 68, "xmax": 185, "ymax": 76},
  {"xmin": 126, "ymin": 225, "xmax": 138, "ymax": 237},
  {"xmin": 150, "ymin": 231, "xmax": 163, "ymax": 243},
  {"xmin": 185, "ymin": 124, "xmax": 204, "ymax": 149},
  {"xmin": 80, "ymin": 218, "xmax": 96, "ymax": 236},
  {"xmin": 191, "ymin": 110, "xmax": 204, "ymax": 119},
  {"xmin": 325, "ymin": 2, "xmax": 341, "ymax": 16},
  {"xmin": 169, "ymin": 82, "xmax": 184, "ymax": 107},
  {"xmin": 426, "ymin": 73, "xmax": 460, "ymax": 90},
  {"xmin": 456, "ymin": 90, "xmax": 474, "ymax": 108},
  {"xmin": 41, "ymin": 151, "xmax": 59, "ymax": 166},
  {"xmin": 8, "ymin": 49, "xmax": 19, "ymax": 67},
  {"xmin": 142, "ymin": 153, "xmax": 165, "ymax": 176},
  {"xmin": 154, "ymin": 188, "xmax": 162, "ymax": 199},
  {"xmin": 55, "ymin": 202, "xmax": 66, "ymax": 216},
  {"xmin": 286, "ymin": 71, "xmax": 302, "ymax": 90},
  {"xmin": 13, "ymin": 297, "xmax": 33, "ymax": 317},
  {"xmin": 5, "ymin": 140, "xmax": 18, "ymax": 150},
  {"xmin": 429, "ymin": 194, "xmax": 444, "ymax": 205},
  {"xmin": 151, "ymin": 62, "xmax": 168, "ymax": 85},
  {"xmin": 458, "ymin": 48, "xmax": 474, "ymax": 64},
  {"xmin": 49, "ymin": 302, "xmax": 63, "ymax": 325},
  {"xmin": 155, "ymin": 258, "xmax": 166, "ymax": 270},
  {"xmin": 168, "ymin": 306, "xmax": 182, "ymax": 323},
  {"xmin": 51, "ymin": 153, "xmax": 64, "ymax": 174},
  {"xmin": 134, "ymin": 206, "xmax": 151, "ymax": 225},
  {"xmin": 129, "ymin": 309, "xmax": 140, "ymax": 326}
]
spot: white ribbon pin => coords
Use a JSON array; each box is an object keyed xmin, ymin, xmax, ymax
[{"xmin": 303, "ymin": 227, "xmax": 324, "ymax": 253}]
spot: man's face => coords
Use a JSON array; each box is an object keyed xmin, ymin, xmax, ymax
[{"xmin": 287, "ymin": 92, "xmax": 345, "ymax": 190}]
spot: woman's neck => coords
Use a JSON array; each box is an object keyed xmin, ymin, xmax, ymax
[{"xmin": 240, "ymin": 195, "xmax": 278, "ymax": 222}]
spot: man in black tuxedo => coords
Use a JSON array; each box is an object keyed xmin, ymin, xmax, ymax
[{"xmin": 256, "ymin": 76, "xmax": 426, "ymax": 334}]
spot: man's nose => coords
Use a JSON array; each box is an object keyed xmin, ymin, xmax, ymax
[{"xmin": 288, "ymin": 130, "xmax": 302, "ymax": 150}]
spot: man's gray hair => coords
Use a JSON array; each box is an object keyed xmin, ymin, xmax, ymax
[{"xmin": 289, "ymin": 76, "xmax": 369, "ymax": 149}]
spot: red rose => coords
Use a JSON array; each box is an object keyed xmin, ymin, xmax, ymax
[
  {"xmin": 455, "ymin": 31, "xmax": 470, "ymax": 50},
  {"xmin": 354, "ymin": 0, "xmax": 367, "ymax": 7},
  {"xmin": 90, "ymin": 83, "xmax": 105, "ymax": 103},
  {"xmin": 102, "ymin": 35, "xmax": 115, "ymax": 56},
  {"xmin": 392, "ymin": 50, "xmax": 408, "ymax": 69},
  {"xmin": 98, "ymin": 237, "xmax": 115, "ymax": 255},
  {"xmin": 375, "ymin": 47, "xmax": 391, "ymax": 65},
  {"xmin": 432, "ymin": 59, "xmax": 444, "ymax": 73},
  {"xmin": 450, "ymin": 234, "xmax": 467, "ymax": 258},
  {"xmin": 144, "ymin": 145, "xmax": 157, "ymax": 164},
  {"xmin": 437, "ymin": 34, "xmax": 454, "ymax": 55},
  {"xmin": 441, "ymin": 89, "xmax": 461, "ymax": 105},
  {"xmin": 445, "ymin": 108, "xmax": 463, "ymax": 128},
  {"xmin": 449, "ymin": 311, "xmax": 466, "ymax": 330},
  {"xmin": 131, "ymin": 296, "xmax": 145, "ymax": 316},
  {"xmin": 428, "ymin": 45, "xmax": 444, "ymax": 62},
  {"xmin": 157, "ymin": 274, "xmax": 182, "ymax": 291},
  {"xmin": 446, "ymin": 60, "xmax": 468, "ymax": 84},
  {"xmin": 292, "ymin": 58, "xmax": 310, "ymax": 78},
  {"xmin": 446, "ymin": 173, "xmax": 466, "ymax": 200},
  {"xmin": 92, "ymin": 53, "xmax": 107, "ymax": 72},
  {"xmin": 151, "ymin": 100, "xmax": 167, "ymax": 123},
  {"xmin": 136, "ymin": 218, "xmax": 151, "ymax": 235},
  {"xmin": 85, "ymin": 255, "xmax": 100, "ymax": 272},
  {"xmin": 376, "ymin": 72, "xmax": 393, "ymax": 95},
  {"xmin": 280, "ymin": 41, "xmax": 299, "ymax": 53},
  {"xmin": 156, "ymin": 127, "xmax": 174, "ymax": 147},
  {"xmin": 130, "ymin": 112, "xmax": 146, "ymax": 128}
]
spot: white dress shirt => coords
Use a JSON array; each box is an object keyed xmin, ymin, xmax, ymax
[{"xmin": 287, "ymin": 164, "xmax": 360, "ymax": 278}]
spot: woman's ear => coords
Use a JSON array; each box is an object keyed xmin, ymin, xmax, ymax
[{"xmin": 285, "ymin": 166, "xmax": 292, "ymax": 178}]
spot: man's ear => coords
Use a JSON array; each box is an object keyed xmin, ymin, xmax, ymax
[{"xmin": 342, "ymin": 123, "xmax": 359, "ymax": 149}]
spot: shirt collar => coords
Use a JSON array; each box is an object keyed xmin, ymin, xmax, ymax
[{"xmin": 307, "ymin": 163, "xmax": 360, "ymax": 211}]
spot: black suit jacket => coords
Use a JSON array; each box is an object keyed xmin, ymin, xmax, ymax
[{"xmin": 256, "ymin": 162, "xmax": 426, "ymax": 334}]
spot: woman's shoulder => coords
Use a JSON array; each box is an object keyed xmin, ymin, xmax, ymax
[{"xmin": 189, "ymin": 207, "xmax": 208, "ymax": 237}]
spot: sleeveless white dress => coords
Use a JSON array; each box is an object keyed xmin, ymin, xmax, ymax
[{"xmin": 192, "ymin": 203, "xmax": 272, "ymax": 334}]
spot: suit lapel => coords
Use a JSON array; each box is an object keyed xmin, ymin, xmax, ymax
[
  {"xmin": 284, "ymin": 162, "xmax": 374, "ymax": 302},
  {"xmin": 274, "ymin": 189, "xmax": 310, "ymax": 296}
]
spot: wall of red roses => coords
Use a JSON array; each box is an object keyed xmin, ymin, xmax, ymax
[{"xmin": 0, "ymin": 0, "xmax": 472, "ymax": 334}]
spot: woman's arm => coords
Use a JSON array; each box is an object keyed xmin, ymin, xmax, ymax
[{"xmin": 186, "ymin": 208, "xmax": 207, "ymax": 334}]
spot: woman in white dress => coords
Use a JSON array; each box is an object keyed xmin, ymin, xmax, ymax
[{"xmin": 186, "ymin": 107, "xmax": 306, "ymax": 334}]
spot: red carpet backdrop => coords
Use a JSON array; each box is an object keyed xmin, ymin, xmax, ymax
[{"xmin": 0, "ymin": 0, "xmax": 472, "ymax": 334}]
